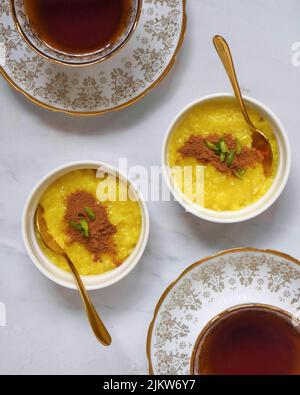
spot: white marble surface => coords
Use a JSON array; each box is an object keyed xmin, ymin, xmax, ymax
[{"xmin": 0, "ymin": 0, "xmax": 300, "ymax": 375}]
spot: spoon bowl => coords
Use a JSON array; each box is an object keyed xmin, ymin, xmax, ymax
[{"xmin": 36, "ymin": 205, "xmax": 64, "ymax": 254}]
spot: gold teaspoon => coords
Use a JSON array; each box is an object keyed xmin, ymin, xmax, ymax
[
  {"xmin": 213, "ymin": 35, "xmax": 273, "ymax": 176},
  {"xmin": 35, "ymin": 204, "xmax": 112, "ymax": 346}
]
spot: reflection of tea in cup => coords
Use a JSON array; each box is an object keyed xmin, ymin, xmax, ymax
[
  {"xmin": 191, "ymin": 305, "xmax": 300, "ymax": 375},
  {"xmin": 11, "ymin": 0, "xmax": 141, "ymax": 66}
]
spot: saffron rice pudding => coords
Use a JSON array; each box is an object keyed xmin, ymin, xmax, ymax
[
  {"xmin": 37, "ymin": 169, "xmax": 142, "ymax": 276},
  {"xmin": 167, "ymin": 98, "xmax": 279, "ymax": 212}
]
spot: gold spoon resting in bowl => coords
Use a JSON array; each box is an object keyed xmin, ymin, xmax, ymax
[
  {"xmin": 213, "ymin": 35, "xmax": 273, "ymax": 176},
  {"xmin": 35, "ymin": 204, "xmax": 112, "ymax": 346}
]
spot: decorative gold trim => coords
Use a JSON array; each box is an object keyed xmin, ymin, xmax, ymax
[
  {"xmin": 0, "ymin": 0, "xmax": 187, "ymax": 117},
  {"xmin": 146, "ymin": 247, "xmax": 300, "ymax": 375},
  {"xmin": 9, "ymin": 0, "xmax": 143, "ymax": 67},
  {"xmin": 189, "ymin": 303, "xmax": 300, "ymax": 375}
]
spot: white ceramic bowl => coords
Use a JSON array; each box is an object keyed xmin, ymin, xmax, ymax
[
  {"xmin": 22, "ymin": 161, "xmax": 149, "ymax": 290},
  {"xmin": 162, "ymin": 93, "xmax": 291, "ymax": 223}
]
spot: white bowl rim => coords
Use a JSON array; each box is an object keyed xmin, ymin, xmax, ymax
[
  {"xmin": 22, "ymin": 160, "xmax": 150, "ymax": 290},
  {"xmin": 162, "ymin": 93, "xmax": 291, "ymax": 224}
]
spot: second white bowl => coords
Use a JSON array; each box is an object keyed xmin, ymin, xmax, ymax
[
  {"xmin": 162, "ymin": 93, "xmax": 291, "ymax": 223},
  {"xmin": 22, "ymin": 161, "xmax": 150, "ymax": 290}
]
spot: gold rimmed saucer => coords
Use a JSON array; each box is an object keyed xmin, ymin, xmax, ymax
[
  {"xmin": 0, "ymin": 0, "xmax": 186, "ymax": 116},
  {"xmin": 147, "ymin": 248, "xmax": 300, "ymax": 375}
]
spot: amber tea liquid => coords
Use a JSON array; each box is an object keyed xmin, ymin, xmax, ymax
[
  {"xmin": 24, "ymin": 0, "xmax": 133, "ymax": 54},
  {"xmin": 193, "ymin": 306, "xmax": 300, "ymax": 375}
]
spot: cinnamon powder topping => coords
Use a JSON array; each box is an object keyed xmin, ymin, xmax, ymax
[
  {"xmin": 178, "ymin": 134, "xmax": 264, "ymax": 177},
  {"xmin": 64, "ymin": 191, "xmax": 117, "ymax": 262}
]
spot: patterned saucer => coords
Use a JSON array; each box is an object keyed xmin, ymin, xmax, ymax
[
  {"xmin": 0, "ymin": 0, "xmax": 186, "ymax": 116},
  {"xmin": 147, "ymin": 248, "xmax": 300, "ymax": 375}
]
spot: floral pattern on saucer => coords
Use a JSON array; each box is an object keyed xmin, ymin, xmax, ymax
[
  {"xmin": 0, "ymin": 0, "xmax": 186, "ymax": 115},
  {"xmin": 147, "ymin": 249, "xmax": 300, "ymax": 375}
]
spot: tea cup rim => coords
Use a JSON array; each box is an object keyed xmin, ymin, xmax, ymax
[
  {"xmin": 10, "ymin": 0, "xmax": 142, "ymax": 67},
  {"xmin": 189, "ymin": 303, "xmax": 300, "ymax": 375}
]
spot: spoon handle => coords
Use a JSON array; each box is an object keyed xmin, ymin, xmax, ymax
[
  {"xmin": 213, "ymin": 35, "xmax": 254, "ymax": 128},
  {"xmin": 65, "ymin": 255, "xmax": 112, "ymax": 346}
]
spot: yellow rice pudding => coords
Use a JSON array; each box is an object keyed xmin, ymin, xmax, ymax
[
  {"xmin": 38, "ymin": 169, "xmax": 142, "ymax": 275},
  {"xmin": 168, "ymin": 99, "xmax": 279, "ymax": 211}
]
